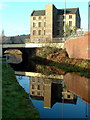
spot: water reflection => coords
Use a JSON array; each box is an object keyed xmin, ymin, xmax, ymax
[
  {"xmin": 9, "ymin": 58, "xmax": 90, "ymax": 118},
  {"xmin": 64, "ymin": 73, "xmax": 90, "ymax": 104},
  {"xmin": 30, "ymin": 77, "xmax": 77, "ymax": 108},
  {"xmin": 16, "ymin": 72, "xmax": 90, "ymax": 118},
  {"xmin": 16, "ymin": 76, "xmax": 30, "ymax": 93}
]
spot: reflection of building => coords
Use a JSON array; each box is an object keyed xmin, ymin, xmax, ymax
[
  {"xmin": 62, "ymin": 90, "xmax": 77, "ymax": 104},
  {"xmin": 30, "ymin": 4, "xmax": 81, "ymax": 42},
  {"xmin": 30, "ymin": 77, "xmax": 44, "ymax": 97},
  {"xmin": 30, "ymin": 77, "xmax": 77, "ymax": 108}
]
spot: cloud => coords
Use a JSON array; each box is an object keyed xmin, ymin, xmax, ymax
[
  {"xmin": 0, "ymin": 3, "xmax": 3, "ymax": 9},
  {"xmin": 0, "ymin": 3, "xmax": 7, "ymax": 10}
]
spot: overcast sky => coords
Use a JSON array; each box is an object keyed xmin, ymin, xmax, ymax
[{"xmin": 0, "ymin": 0, "xmax": 89, "ymax": 36}]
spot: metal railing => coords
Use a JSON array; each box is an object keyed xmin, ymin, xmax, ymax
[
  {"xmin": 1, "ymin": 54, "xmax": 10, "ymax": 63},
  {"xmin": 30, "ymin": 38, "xmax": 65, "ymax": 43},
  {"xmin": 66, "ymin": 31, "xmax": 84, "ymax": 40}
]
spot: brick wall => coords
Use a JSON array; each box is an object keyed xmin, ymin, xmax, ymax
[{"xmin": 64, "ymin": 32, "xmax": 90, "ymax": 60}]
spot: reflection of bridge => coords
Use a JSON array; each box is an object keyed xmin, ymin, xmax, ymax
[{"xmin": 15, "ymin": 71, "xmax": 64, "ymax": 80}]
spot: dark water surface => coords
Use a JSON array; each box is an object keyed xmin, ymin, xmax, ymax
[{"xmin": 9, "ymin": 60, "xmax": 90, "ymax": 119}]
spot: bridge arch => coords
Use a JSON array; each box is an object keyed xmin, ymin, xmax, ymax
[{"xmin": 2, "ymin": 48, "xmax": 36, "ymax": 62}]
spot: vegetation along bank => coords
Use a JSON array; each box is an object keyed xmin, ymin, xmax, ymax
[
  {"xmin": 35, "ymin": 47, "xmax": 90, "ymax": 78},
  {"xmin": 2, "ymin": 62, "xmax": 40, "ymax": 119}
]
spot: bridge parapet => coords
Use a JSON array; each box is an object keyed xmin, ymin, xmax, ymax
[{"xmin": 2, "ymin": 42, "xmax": 64, "ymax": 49}]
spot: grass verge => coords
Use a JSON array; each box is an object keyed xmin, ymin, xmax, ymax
[{"xmin": 2, "ymin": 62, "xmax": 40, "ymax": 119}]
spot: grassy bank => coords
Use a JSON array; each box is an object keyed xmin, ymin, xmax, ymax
[
  {"xmin": 2, "ymin": 62, "xmax": 40, "ymax": 119},
  {"xmin": 36, "ymin": 47, "xmax": 90, "ymax": 78}
]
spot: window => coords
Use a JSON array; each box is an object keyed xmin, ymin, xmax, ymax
[
  {"xmin": 44, "ymin": 30, "xmax": 45, "ymax": 35},
  {"xmin": 63, "ymin": 21, "xmax": 66, "ymax": 26},
  {"xmin": 69, "ymin": 21, "xmax": 72, "ymax": 26},
  {"xmin": 37, "ymin": 92, "xmax": 40, "ymax": 95},
  {"xmin": 69, "ymin": 15, "xmax": 72, "ymax": 19},
  {"xmin": 38, "ymin": 30, "xmax": 41, "ymax": 35},
  {"xmin": 67, "ymin": 95, "xmax": 70, "ymax": 98},
  {"xmin": 33, "ymin": 22, "xmax": 36, "ymax": 27},
  {"xmin": 38, "ymin": 16, "xmax": 41, "ymax": 20},
  {"xmin": 38, "ymin": 22, "xmax": 41, "ymax": 27},
  {"xmin": 44, "ymin": 22, "xmax": 46, "ymax": 27},
  {"xmin": 37, "ymin": 79, "xmax": 40, "ymax": 82},
  {"xmin": 57, "ymin": 22, "xmax": 60, "ymax": 26},
  {"xmin": 33, "ymin": 30, "xmax": 36, "ymax": 35},
  {"xmin": 33, "ymin": 17, "xmax": 36, "ymax": 20},
  {"xmin": 57, "ymin": 30, "xmax": 60, "ymax": 35},
  {"xmin": 63, "ymin": 15, "xmax": 66, "ymax": 19},
  {"xmin": 32, "ymin": 79, "xmax": 35, "ymax": 82},
  {"xmin": 37, "ymin": 85, "xmax": 40, "ymax": 90},
  {"xmin": 32, "ymin": 91, "xmax": 35, "ymax": 94},
  {"xmin": 32, "ymin": 84, "xmax": 34, "ymax": 89},
  {"xmin": 62, "ymin": 30, "xmax": 64, "ymax": 34}
]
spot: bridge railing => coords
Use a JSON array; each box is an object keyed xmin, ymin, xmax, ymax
[
  {"xmin": 66, "ymin": 31, "xmax": 85, "ymax": 40},
  {"xmin": 30, "ymin": 38, "xmax": 65, "ymax": 43}
]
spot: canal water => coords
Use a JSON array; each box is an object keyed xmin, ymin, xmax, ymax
[{"xmin": 9, "ymin": 59, "xmax": 90, "ymax": 119}]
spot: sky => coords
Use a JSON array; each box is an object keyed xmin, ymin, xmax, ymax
[{"xmin": 0, "ymin": 0, "xmax": 89, "ymax": 36}]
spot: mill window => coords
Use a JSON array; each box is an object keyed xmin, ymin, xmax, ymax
[
  {"xmin": 33, "ymin": 30, "xmax": 36, "ymax": 35},
  {"xmin": 33, "ymin": 17, "xmax": 36, "ymax": 20},
  {"xmin": 69, "ymin": 15, "xmax": 72, "ymax": 19},
  {"xmin": 33, "ymin": 22, "xmax": 36, "ymax": 27},
  {"xmin": 69, "ymin": 21, "xmax": 72, "ymax": 26},
  {"xmin": 38, "ymin": 22, "xmax": 41, "ymax": 27},
  {"xmin": 38, "ymin": 30, "xmax": 41, "ymax": 35}
]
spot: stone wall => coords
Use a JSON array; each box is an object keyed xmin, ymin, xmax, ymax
[
  {"xmin": 64, "ymin": 32, "xmax": 90, "ymax": 60},
  {"xmin": 30, "ymin": 15, "xmax": 46, "ymax": 42}
]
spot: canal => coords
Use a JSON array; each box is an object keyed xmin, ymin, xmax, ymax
[{"xmin": 8, "ymin": 55, "xmax": 90, "ymax": 119}]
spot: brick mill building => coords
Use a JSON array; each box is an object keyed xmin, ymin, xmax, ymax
[{"xmin": 30, "ymin": 4, "xmax": 81, "ymax": 42}]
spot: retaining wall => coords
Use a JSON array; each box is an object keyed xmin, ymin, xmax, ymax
[{"xmin": 64, "ymin": 33, "xmax": 90, "ymax": 60}]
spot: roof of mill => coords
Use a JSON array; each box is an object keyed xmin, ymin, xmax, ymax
[
  {"xmin": 31, "ymin": 8, "xmax": 79, "ymax": 16},
  {"xmin": 58, "ymin": 8, "xmax": 79, "ymax": 15},
  {"xmin": 31, "ymin": 10, "xmax": 45, "ymax": 16}
]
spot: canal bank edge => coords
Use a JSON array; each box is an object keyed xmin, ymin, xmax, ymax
[
  {"xmin": 2, "ymin": 62, "xmax": 40, "ymax": 119},
  {"xmin": 36, "ymin": 47, "xmax": 90, "ymax": 78}
]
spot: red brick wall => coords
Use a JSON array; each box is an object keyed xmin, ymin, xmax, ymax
[{"xmin": 64, "ymin": 33, "xmax": 90, "ymax": 59}]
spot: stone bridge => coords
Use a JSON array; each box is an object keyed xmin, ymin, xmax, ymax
[
  {"xmin": 2, "ymin": 42, "xmax": 64, "ymax": 49},
  {"xmin": 2, "ymin": 32, "xmax": 90, "ymax": 60},
  {"xmin": 2, "ymin": 42, "xmax": 64, "ymax": 61}
]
